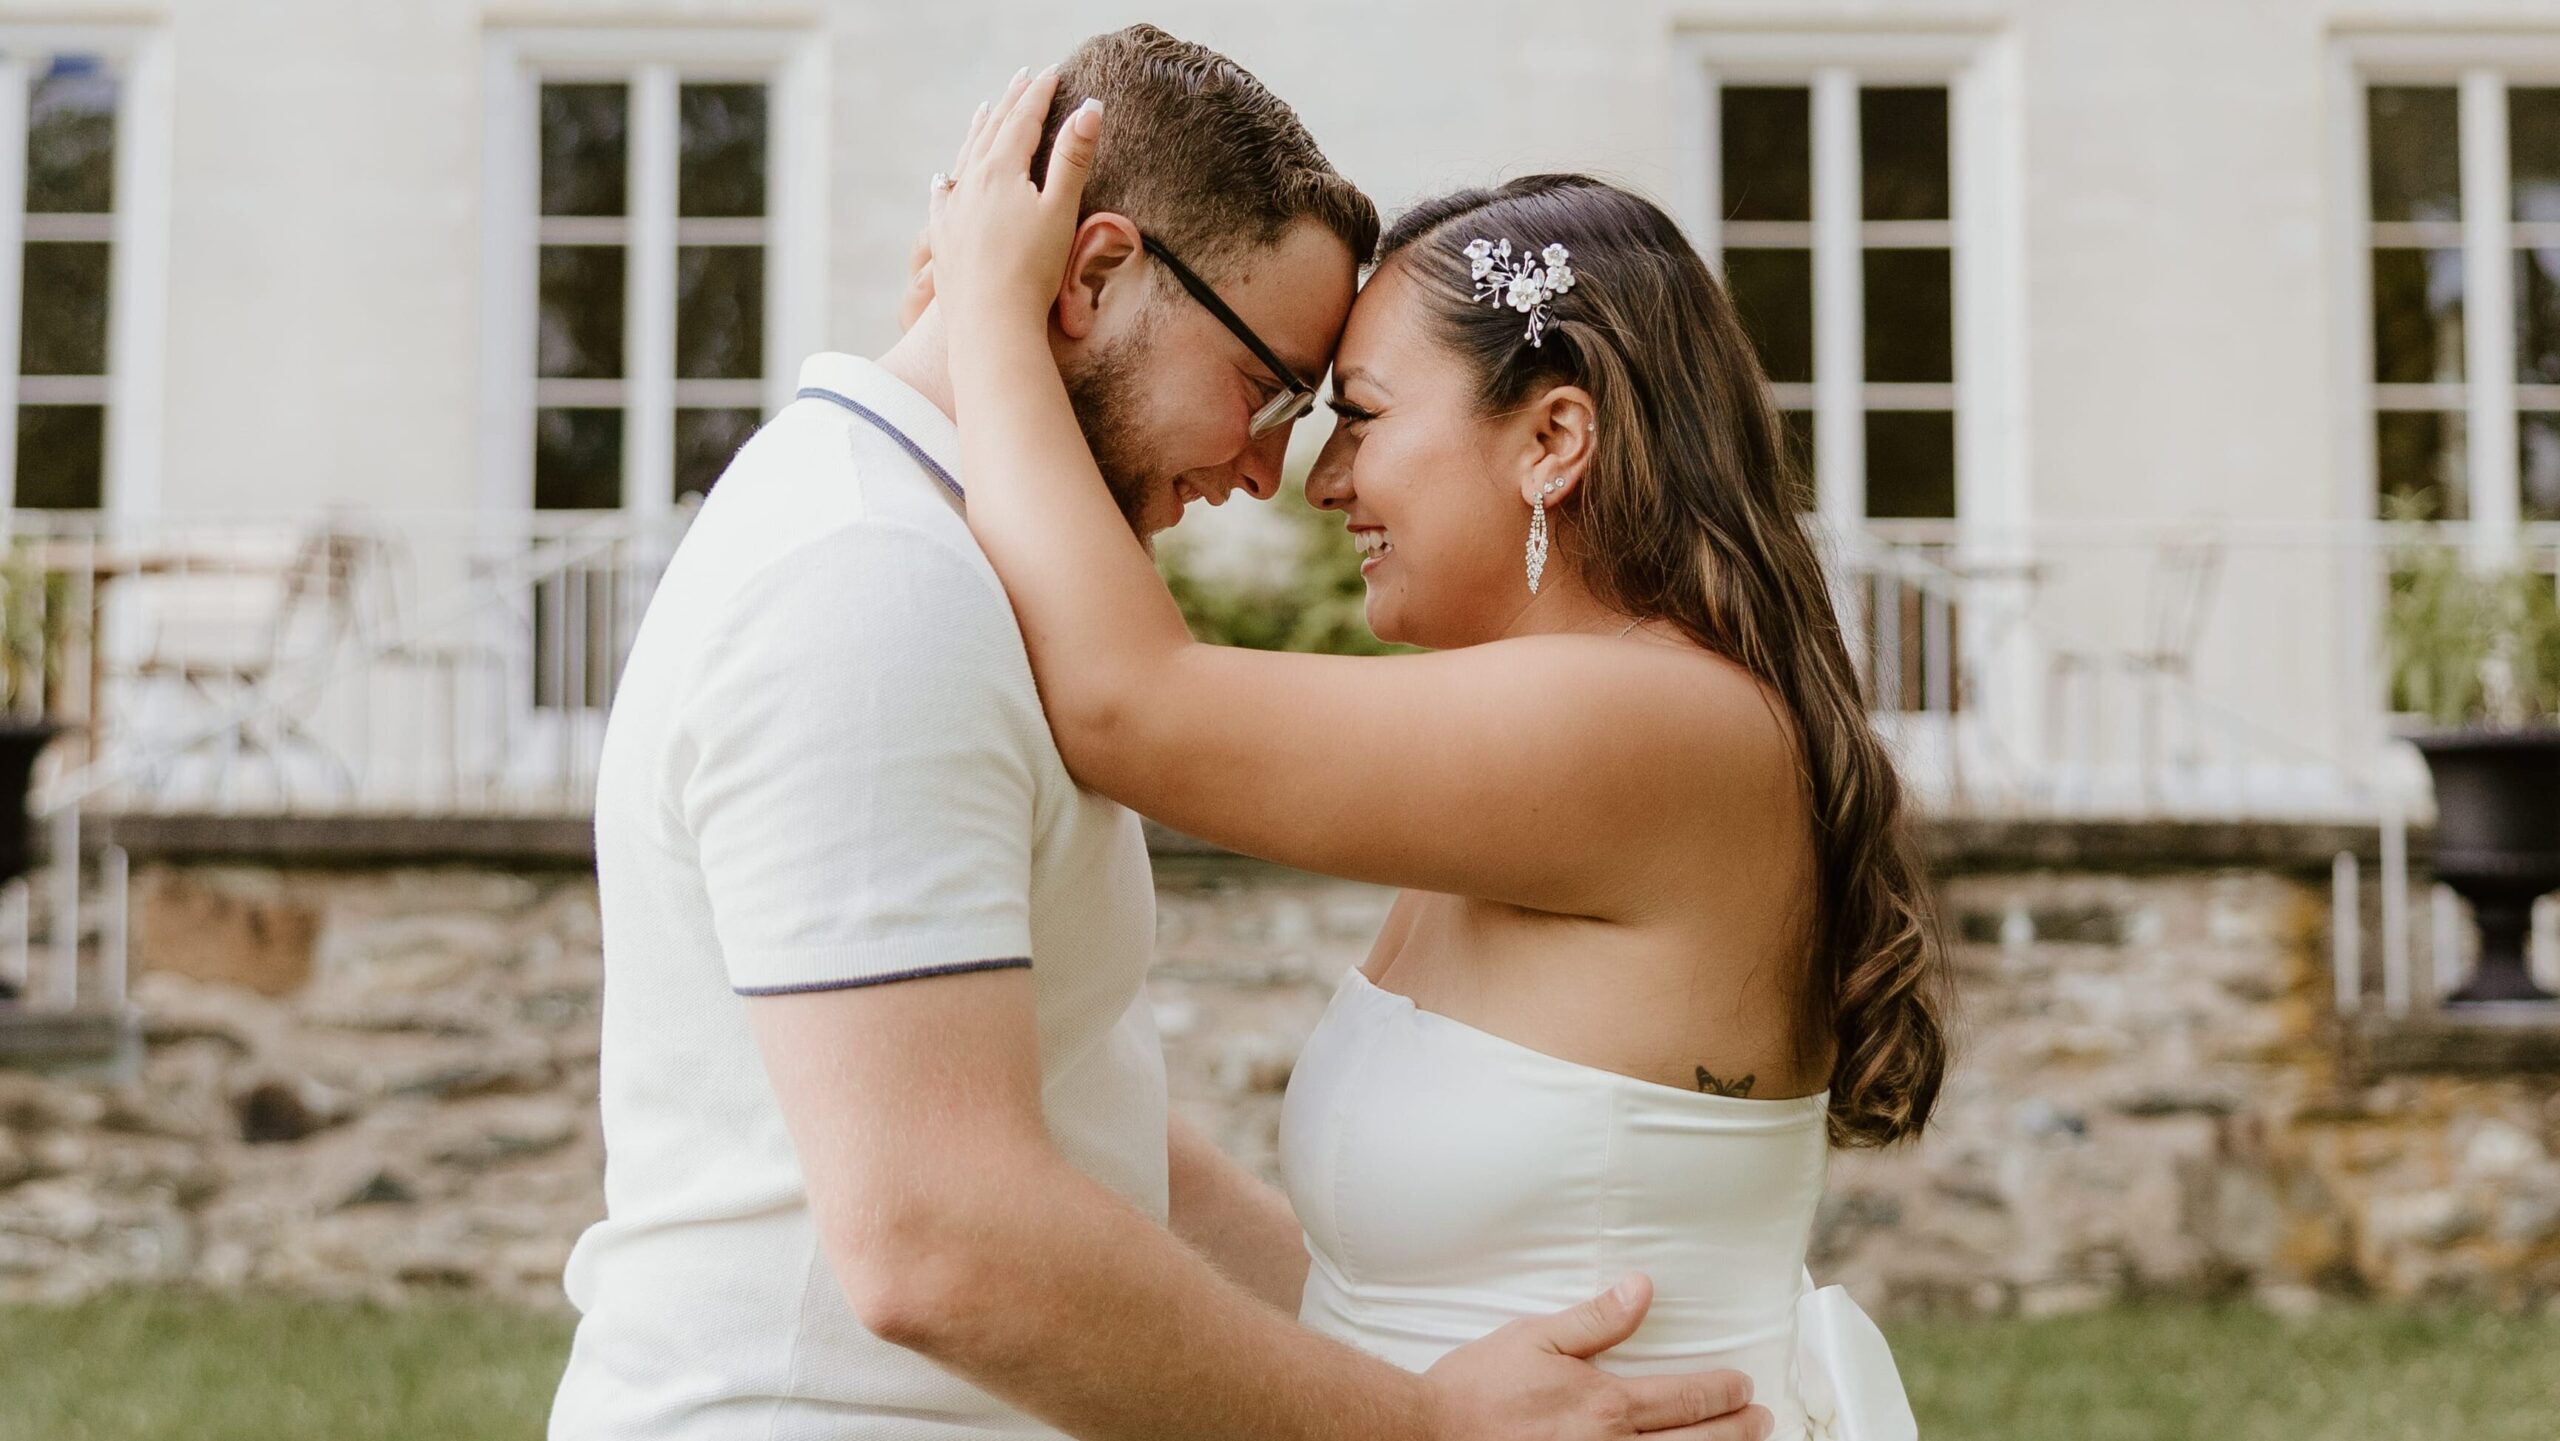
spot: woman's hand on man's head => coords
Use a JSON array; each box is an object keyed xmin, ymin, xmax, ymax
[{"xmin": 926, "ymin": 65, "xmax": 1103, "ymax": 339}]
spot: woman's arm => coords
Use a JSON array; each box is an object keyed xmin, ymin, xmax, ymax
[
  {"xmin": 1169, "ymin": 1112, "xmax": 1310, "ymax": 1315},
  {"xmin": 929, "ymin": 74, "xmax": 1791, "ymax": 918}
]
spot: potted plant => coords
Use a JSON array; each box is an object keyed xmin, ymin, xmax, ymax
[
  {"xmin": 2382, "ymin": 513, "xmax": 2560, "ymax": 1004},
  {"xmin": 0, "ymin": 538, "xmax": 65, "ymax": 1002}
]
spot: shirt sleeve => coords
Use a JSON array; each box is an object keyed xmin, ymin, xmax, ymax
[{"xmin": 675, "ymin": 521, "xmax": 1044, "ymax": 995}]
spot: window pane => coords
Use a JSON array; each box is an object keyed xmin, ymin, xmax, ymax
[
  {"xmin": 2371, "ymin": 248, "xmax": 2465, "ymax": 384},
  {"xmin": 676, "ymin": 246, "xmax": 763, "ymax": 381},
  {"xmin": 2512, "ymin": 87, "xmax": 2560, "ymax": 223},
  {"xmin": 2522, "ymin": 413, "xmax": 2560, "ymax": 522},
  {"xmin": 680, "ymin": 84, "xmax": 767, "ymax": 219},
  {"xmin": 27, "ymin": 57, "xmax": 115, "ymax": 214},
  {"xmin": 14, "ymin": 404, "xmax": 102, "ymax": 510},
  {"xmin": 539, "ymin": 246, "xmax": 625, "ymax": 380},
  {"xmin": 535, "ymin": 408, "xmax": 623, "ymax": 510},
  {"xmin": 532, "ymin": 569, "xmax": 619, "ymax": 711},
  {"xmin": 1723, "ymin": 249, "xmax": 1812, "ymax": 384},
  {"xmin": 1862, "ymin": 576, "xmax": 1958, "ymax": 715},
  {"xmin": 2521, "ymin": 248, "xmax": 2560, "ymax": 385},
  {"xmin": 1721, "ymin": 87, "xmax": 1810, "ymax": 223},
  {"xmin": 676, "ymin": 408, "xmax": 761, "ymax": 502},
  {"xmin": 540, "ymin": 84, "xmax": 628, "ymax": 218},
  {"xmin": 2368, "ymin": 87, "xmax": 2461, "ymax": 224},
  {"xmin": 20, "ymin": 242, "xmax": 110, "ymax": 376},
  {"xmin": 2375, "ymin": 411, "xmax": 2467, "ymax": 520},
  {"xmin": 1863, "ymin": 248, "xmax": 1953, "ymax": 384},
  {"xmin": 1780, "ymin": 410, "xmax": 1816, "ymax": 512},
  {"xmin": 1865, "ymin": 410, "xmax": 1955, "ymax": 519},
  {"xmin": 1861, "ymin": 87, "xmax": 1949, "ymax": 222}
]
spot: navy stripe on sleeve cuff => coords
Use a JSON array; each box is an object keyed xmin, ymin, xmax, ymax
[{"xmin": 733, "ymin": 957, "xmax": 1031, "ymax": 997}]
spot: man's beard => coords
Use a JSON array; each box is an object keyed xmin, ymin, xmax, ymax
[{"xmin": 1063, "ymin": 326, "xmax": 1173, "ymax": 542}]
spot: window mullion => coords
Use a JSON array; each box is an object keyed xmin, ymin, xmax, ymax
[
  {"xmin": 0, "ymin": 57, "xmax": 27, "ymax": 509},
  {"xmin": 2460, "ymin": 66, "xmax": 2519, "ymax": 558},
  {"xmin": 625, "ymin": 64, "xmax": 678, "ymax": 518},
  {"xmin": 1812, "ymin": 66, "xmax": 1864, "ymax": 531}
]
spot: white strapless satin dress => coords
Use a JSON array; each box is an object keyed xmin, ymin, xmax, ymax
[{"xmin": 1279, "ymin": 967, "xmax": 1917, "ymax": 1441}]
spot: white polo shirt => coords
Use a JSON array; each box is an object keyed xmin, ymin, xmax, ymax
[{"xmin": 551, "ymin": 353, "xmax": 1166, "ymax": 1440}]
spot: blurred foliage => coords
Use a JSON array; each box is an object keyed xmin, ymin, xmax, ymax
[
  {"xmin": 1157, "ymin": 484, "xmax": 1413, "ymax": 657},
  {"xmin": 0, "ymin": 538, "xmax": 73, "ymax": 720},
  {"xmin": 2381, "ymin": 495, "xmax": 2560, "ymax": 729}
]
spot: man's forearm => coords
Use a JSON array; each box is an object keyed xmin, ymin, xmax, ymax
[
  {"xmin": 854, "ymin": 1148, "xmax": 1432, "ymax": 1441},
  {"xmin": 1168, "ymin": 1111, "xmax": 1312, "ymax": 1315}
]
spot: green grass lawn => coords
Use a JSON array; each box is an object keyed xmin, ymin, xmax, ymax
[
  {"xmin": 1895, "ymin": 1305, "xmax": 2560, "ymax": 1441},
  {"xmin": 3, "ymin": 1293, "xmax": 2555, "ymax": 1440}
]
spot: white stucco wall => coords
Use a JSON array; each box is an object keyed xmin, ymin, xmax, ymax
[
  {"xmin": 3, "ymin": 0, "xmax": 2543, "ymax": 520},
  {"xmin": 7, "ymin": 0, "xmax": 2558, "ymax": 790}
]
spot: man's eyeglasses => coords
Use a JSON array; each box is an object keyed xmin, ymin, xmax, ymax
[{"xmin": 1140, "ymin": 235, "xmax": 1318, "ymax": 439}]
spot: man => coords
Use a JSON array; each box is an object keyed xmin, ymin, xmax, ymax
[{"xmin": 550, "ymin": 26, "xmax": 1771, "ymax": 1441}]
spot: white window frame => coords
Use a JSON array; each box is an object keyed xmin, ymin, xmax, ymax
[
  {"xmin": 2333, "ymin": 30, "xmax": 2560, "ymax": 565},
  {"xmin": 1671, "ymin": 27, "xmax": 2027, "ymax": 542},
  {"xmin": 0, "ymin": 23, "xmax": 172, "ymax": 518},
  {"xmin": 1672, "ymin": 27, "xmax": 2029, "ymax": 798},
  {"xmin": 478, "ymin": 27, "xmax": 829, "ymax": 521}
]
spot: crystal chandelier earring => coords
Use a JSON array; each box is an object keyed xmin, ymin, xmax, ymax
[{"xmin": 1527, "ymin": 480, "xmax": 1558, "ymax": 595}]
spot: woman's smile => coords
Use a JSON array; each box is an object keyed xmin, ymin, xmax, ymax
[{"xmin": 1350, "ymin": 525, "xmax": 1394, "ymax": 574}]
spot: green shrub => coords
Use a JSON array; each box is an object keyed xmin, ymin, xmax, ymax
[
  {"xmin": 2381, "ymin": 498, "xmax": 2560, "ymax": 728},
  {"xmin": 1158, "ymin": 486, "xmax": 1412, "ymax": 657}
]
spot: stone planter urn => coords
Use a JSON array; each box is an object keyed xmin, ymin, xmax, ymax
[
  {"xmin": 0, "ymin": 718, "xmax": 57, "ymax": 1001},
  {"xmin": 2411, "ymin": 727, "xmax": 2560, "ymax": 1004}
]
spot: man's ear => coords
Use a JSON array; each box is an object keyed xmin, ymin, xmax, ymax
[{"xmin": 1055, "ymin": 211, "xmax": 1144, "ymax": 342}]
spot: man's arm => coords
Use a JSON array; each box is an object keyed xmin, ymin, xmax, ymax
[
  {"xmin": 1168, "ymin": 1110, "xmax": 1310, "ymax": 1316},
  {"xmin": 750, "ymin": 968, "xmax": 1770, "ymax": 1441}
]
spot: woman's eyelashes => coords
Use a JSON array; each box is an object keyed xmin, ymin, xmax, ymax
[{"xmin": 1327, "ymin": 398, "xmax": 1378, "ymax": 426}]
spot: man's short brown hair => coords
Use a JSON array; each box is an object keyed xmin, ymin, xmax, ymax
[{"xmin": 1035, "ymin": 25, "xmax": 1378, "ymax": 277}]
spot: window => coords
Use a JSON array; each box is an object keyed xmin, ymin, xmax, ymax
[
  {"xmin": 486, "ymin": 30, "xmax": 823, "ymax": 520},
  {"xmin": 6, "ymin": 49, "xmax": 119, "ymax": 510},
  {"xmin": 535, "ymin": 75, "xmax": 770, "ymax": 511},
  {"xmin": 2360, "ymin": 62, "xmax": 2560, "ymax": 533},
  {"xmin": 1685, "ymin": 33, "xmax": 2021, "ymax": 724},
  {"xmin": 484, "ymin": 31, "xmax": 821, "ymax": 714},
  {"xmin": 1711, "ymin": 76, "xmax": 1960, "ymax": 527}
]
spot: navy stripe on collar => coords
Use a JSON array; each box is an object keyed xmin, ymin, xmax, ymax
[{"xmin": 798, "ymin": 385, "xmax": 963, "ymax": 500}]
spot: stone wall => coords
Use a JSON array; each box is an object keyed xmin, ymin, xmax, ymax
[
  {"xmin": 0, "ymin": 866, "xmax": 605, "ymax": 1306},
  {"xmin": 2, "ymin": 837, "xmax": 2557, "ymax": 1316}
]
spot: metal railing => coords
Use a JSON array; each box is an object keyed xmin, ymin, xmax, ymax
[
  {"xmin": 2329, "ymin": 842, "xmax": 2560, "ymax": 1024},
  {"xmin": 1826, "ymin": 518, "xmax": 2560, "ymax": 820},
  {"xmin": 0, "ymin": 509, "xmax": 2544, "ymax": 825},
  {"xmin": 0, "ymin": 507, "xmax": 692, "ymax": 1035},
  {"xmin": 0, "ymin": 506, "xmax": 2550, "ymax": 1028},
  {"xmin": 0, "ymin": 506, "xmax": 692, "ymax": 819}
]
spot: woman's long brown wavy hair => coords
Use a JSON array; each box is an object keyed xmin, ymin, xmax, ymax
[{"xmin": 1379, "ymin": 174, "xmax": 1951, "ymax": 1147}]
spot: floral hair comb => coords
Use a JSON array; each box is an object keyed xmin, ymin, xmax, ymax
[{"xmin": 1465, "ymin": 238, "xmax": 1576, "ymax": 347}]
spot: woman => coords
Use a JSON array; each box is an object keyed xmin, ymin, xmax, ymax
[{"xmin": 928, "ymin": 74, "xmax": 1947, "ymax": 1440}]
